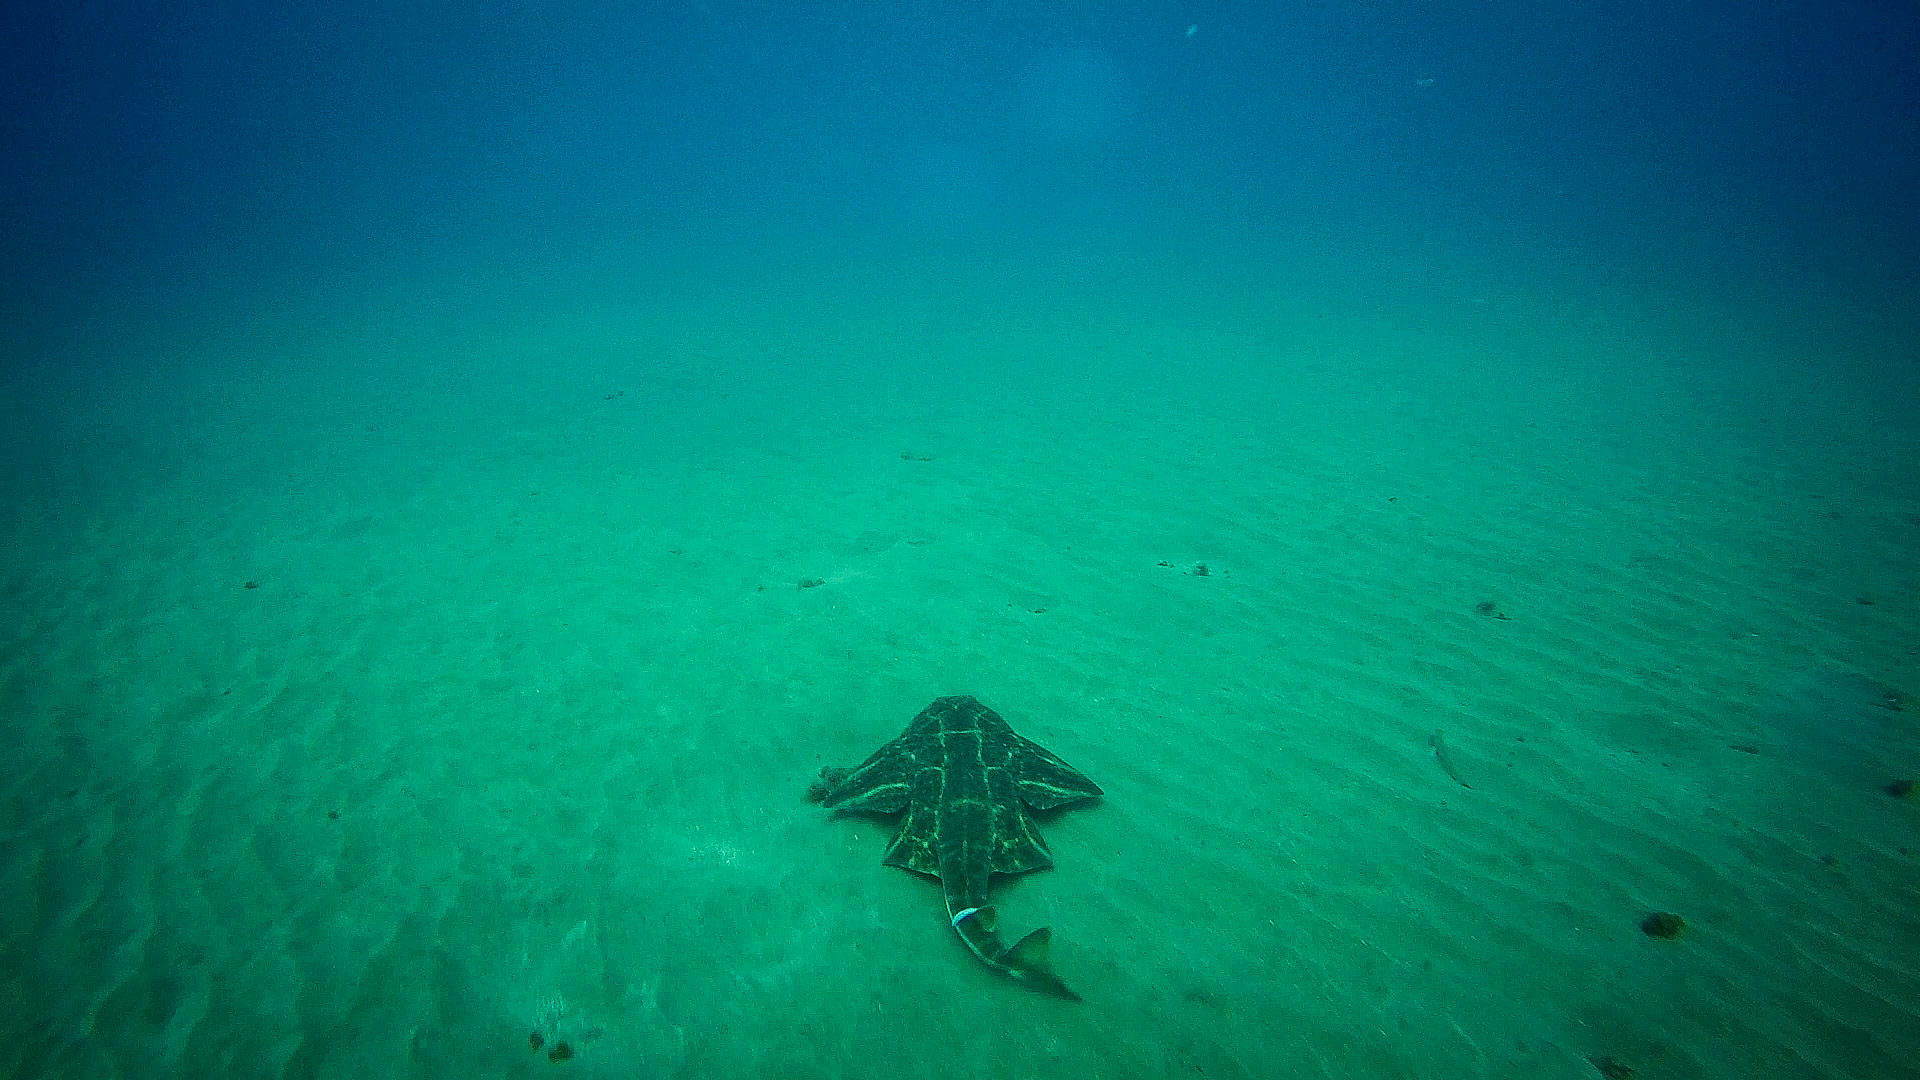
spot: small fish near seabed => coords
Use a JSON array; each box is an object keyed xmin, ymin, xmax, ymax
[
  {"xmin": 808, "ymin": 695, "xmax": 1104, "ymax": 1000},
  {"xmin": 1430, "ymin": 730, "xmax": 1472, "ymax": 788}
]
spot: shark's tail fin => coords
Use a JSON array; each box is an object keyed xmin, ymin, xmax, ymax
[
  {"xmin": 1000, "ymin": 925, "xmax": 1081, "ymax": 1001},
  {"xmin": 954, "ymin": 906, "xmax": 1081, "ymax": 1001}
]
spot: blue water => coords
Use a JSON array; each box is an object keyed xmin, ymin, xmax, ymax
[{"xmin": 7, "ymin": 3, "xmax": 1915, "ymax": 360}]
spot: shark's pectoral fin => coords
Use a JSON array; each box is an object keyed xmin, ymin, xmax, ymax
[{"xmin": 1013, "ymin": 735, "xmax": 1104, "ymax": 808}]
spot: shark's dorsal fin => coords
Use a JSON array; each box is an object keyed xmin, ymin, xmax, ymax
[{"xmin": 1004, "ymin": 926, "xmax": 1054, "ymax": 967}]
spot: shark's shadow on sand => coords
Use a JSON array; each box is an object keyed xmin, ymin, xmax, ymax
[{"xmin": 808, "ymin": 695, "xmax": 1103, "ymax": 1000}]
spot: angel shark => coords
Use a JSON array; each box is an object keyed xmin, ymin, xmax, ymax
[{"xmin": 809, "ymin": 695, "xmax": 1104, "ymax": 1000}]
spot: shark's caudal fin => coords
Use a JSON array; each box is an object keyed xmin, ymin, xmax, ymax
[
  {"xmin": 1000, "ymin": 926, "xmax": 1080, "ymax": 1001},
  {"xmin": 952, "ymin": 906, "xmax": 1082, "ymax": 1002}
]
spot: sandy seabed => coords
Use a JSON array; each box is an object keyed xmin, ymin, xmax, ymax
[{"xmin": 3, "ymin": 256, "xmax": 1916, "ymax": 1079}]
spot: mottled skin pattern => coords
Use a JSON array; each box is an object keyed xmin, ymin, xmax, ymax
[{"xmin": 815, "ymin": 695, "xmax": 1103, "ymax": 999}]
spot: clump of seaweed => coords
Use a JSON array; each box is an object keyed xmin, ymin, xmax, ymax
[
  {"xmin": 547, "ymin": 1041, "xmax": 574, "ymax": 1063},
  {"xmin": 806, "ymin": 766, "xmax": 850, "ymax": 803},
  {"xmin": 1885, "ymin": 778, "xmax": 1914, "ymax": 799},
  {"xmin": 1640, "ymin": 911, "xmax": 1686, "ymax": 938}
]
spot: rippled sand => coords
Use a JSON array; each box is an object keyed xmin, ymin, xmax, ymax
[{"xmin": 3, "ymin": 261, "xmax": 1915, "ymax": 1079}]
